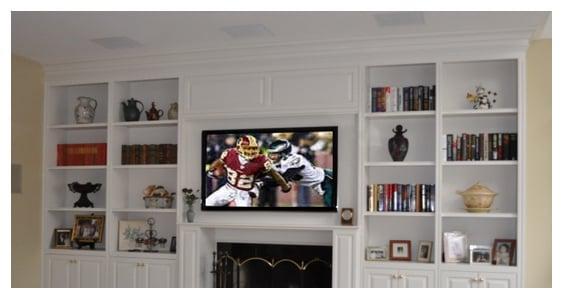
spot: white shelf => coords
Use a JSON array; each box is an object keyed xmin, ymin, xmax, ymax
[
  {"xmin": 365, "ymin": 161, "xmax": 435, "ymax": 167},
  {"xmin": 365, "ymin": 111, "xmax": 435, "ymax": 119},
  {"xmin": 111, "ymin": 251, "xmax": 177, "ymax": 260},
  {"xmin": 112, "ymin": 120, "xmax": 178, "ymax": 127},
  {"xmin": 442, "ymin": 108, "xmax": 517, "ymax": 117},
  {"xmin": 442, "ymin": 161, "xmax": 517, "ymax": 166},
  {"xmin": 49, "ymin": 123, "xmax": 108, "ymax": 130},
  {"xmin": 439, "ymin": 263, "xmax": 519, "ymax": 273},
  {"xmin": 182, "ymin": 222, "xmax": 359, "ymax": 231},
  {"xmin": 441, "ymin": 212, "xmax": 517, "ymax": 218},
  {"xmin": 47, "ymin": 208, "xmax": 107, "ymax": 213},
  {"xmin": 48, "ymin": 165, "xmax": 107, "ymax": 170},
  {"xmin": 112, "ymin": 208, "xmax": 177, "ymax": 213},
  {"xmin": 363, "ymin": 260, "xmax": 436, "ymax": 270},
  {"xmin": 45, "ymin": 249, "xmax": 107, "ymax": 257},
  {"xmin": 112, "ymin": 164, "xmax": 177, "ymax": 169},
  {"xmin": 365, "ymin": 212, "xmax": 435, "ymax": 217}
]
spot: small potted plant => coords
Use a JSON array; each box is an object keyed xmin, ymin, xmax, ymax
[{"xmin": 182, "ymin": 188, "xmax": 200, "ymax": 223}]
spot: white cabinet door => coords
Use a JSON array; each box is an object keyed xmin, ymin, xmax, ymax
[
  {"xmin": 45, "ymin": 255, "xmax": 75, "ymax": 288},
  {"xmin": 363, "ymin": 269, "xmax": 398, "ymax": 288},
  {"xmin": 111, "ymin": 258, "xmax": 142, "ymax": 288},
  {"xmin": 144, "ymin": 259, "xmax": 177, "ymax": 288},
  {"xmin": 77, "ymin": 257, "xmax": 107, "ymax": 288},
  {"xmin": 440, "ymin": 271, "xmax": 480, "ymax": 288},
  {"xmin": 399, "ymin": 270, "xmax": 435, "ymax": 288},
  {"xmin": 480, "ymin": 272, "xmax": 517, "ymax": 288}
]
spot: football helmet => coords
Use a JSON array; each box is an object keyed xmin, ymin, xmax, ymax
[
  {"xmin": 236, "ymin": 135, "xmax": 259, "ymax": 160},
  {"xmin": 268, "ymin": 139, "xmax": 292, "ymax": 163}
]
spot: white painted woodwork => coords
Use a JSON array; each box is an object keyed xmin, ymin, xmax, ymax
[
  {"xmin": 440, "ymin": 271, "xmax": 480, "ymax": 288},
  {"xmin": 480, "ymin": 272, "xmax": 517, "ymax": 288},
  {"xmin": 110, "ymin": 257, "xmax": 177, "ymax": 288},
  {"xmin": 399, "ymin": 269, "xmax": 435, "ymax": 288},
  {"xmin": 44, "ymin": 255, "xmax": 106, "ymax": 288},
  {"xmin": 364, "ymin": 269, "xmax": 397, "ymax": 288},
  {"xmin": 77, "ymin": 257, "xmax": 107, "ymax": 287},
  {"xmin": 332, "ymin": 229, "xmax": 358, "ymax": 288}
]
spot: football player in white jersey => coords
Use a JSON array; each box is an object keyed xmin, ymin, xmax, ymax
[{"xmin": 266, "ymin": 139, "xmax": 334, "ymax": 207}]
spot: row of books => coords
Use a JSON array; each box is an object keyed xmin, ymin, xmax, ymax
[
  {"xmin": 57, "ymin": 143, "xmax": 107, "ymax": 166},
  {"xmin": 444, "ymin": 133, "xmax": 517, "ymax": 161},
  {"xmin": 121, "ymin": 144, "xmax": 177, "ymax": 165},
  {"xmin": 367, "ymin": 183, "xmax": 435, "ymax": 213},
  {"xmin": 371, "ymin": 85, "xmax": 436, "ymax": 112}
]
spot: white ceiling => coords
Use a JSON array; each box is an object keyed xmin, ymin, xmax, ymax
[{"xmin": 11, "ymin": 11, "xmax": 551, "ymax": 65}]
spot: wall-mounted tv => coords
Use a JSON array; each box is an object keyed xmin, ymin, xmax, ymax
[{"xmin": 202, "ymin": 126, "xmax": 337, "ymax": 211}]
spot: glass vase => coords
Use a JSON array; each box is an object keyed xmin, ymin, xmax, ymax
[{"xmin": 186, "ymin": 203, "xmax": 195, "ymax": 223}]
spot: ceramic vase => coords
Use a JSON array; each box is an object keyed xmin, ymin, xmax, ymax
[
  {"xmin": 74, "ymin": 96, "xmax": 97, "ymax": 124},
  {"xmin": 388, "ymin": 124, "xmax": 409, "ymax": 161},
  {"xmin": 186, "ymin": 204, "xmax": 195, "ymax": 223}
]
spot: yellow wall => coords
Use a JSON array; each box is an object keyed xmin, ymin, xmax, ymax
[
  {"xmin": 11, "ymin": 54, "xmax": 44, "ymax": 287},
  {"xmin": 525, "ymin": 39, "xmax": 552, "ymax": 287}
]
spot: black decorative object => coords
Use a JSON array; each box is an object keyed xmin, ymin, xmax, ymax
[
  {"xmin": 170, "ymin": 236, "xmax": 176, "ymax": 253},
  {"xmin": 68, "ymin": 182, "xmax": 102, "ymax": 208},
  {"xmin": 121, "ymin": 98, "xmax": 144, "ymax": 121},
  {"xmin": 388, "ymin": 125, "xmax": 409, "ymax": 161},
  {"xmin": 135, "ymin": 217, "xmax": 167, "ymax": 253}
]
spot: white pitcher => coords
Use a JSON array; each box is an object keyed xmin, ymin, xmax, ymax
[{"xmin": 74, "ymin": 96, "xmax": 97, "ymax": 124}]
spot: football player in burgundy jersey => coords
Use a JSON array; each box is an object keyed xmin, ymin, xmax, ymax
[{"xmin": 205, "ymin": 135, "xmax": 292, "ymax": 207}]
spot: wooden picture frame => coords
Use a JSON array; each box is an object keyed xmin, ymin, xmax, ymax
[
  {"xmin": 492, "ymin": 239, "xmax": 516, "ymax": 266},
  {"xmin": 389, "ymin": 240, "xmax": 411, "ymax": 261},
  {"xmin": 71, "ymin": 214, "xmax": 105, "ymax": 243},
  {"xmin": 417, "ymin": 241, "xmax": 433, "ymax": 263},
  {"xmin": 54, "ymin": 228, "xmax": 73, "ymax": 249}
]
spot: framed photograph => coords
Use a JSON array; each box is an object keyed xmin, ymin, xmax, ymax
[
  {"xmin": 443, "ymin": 231, "xmax": 468, "ymax": 263},
  {"xmin": 389, "ymin": 240, "xmax": 411, "ymax": 261},
  {"xmin": 492, "ymin": 239, "xmax": 516, "ymax": 266},
  {"xmin": 417, "ymin": 241, "xmax": 433, "ymax": 263},
  {"xmin": 470, "ymin": 245, "xmax": 492, "ymax": 264},
  {"xmin": 118, "ymin": 220, "xmax": 148, "ymax": 251},
  {"xmin": 170, "ymin": 236, "xmax": 177, "ymax": 253},
  {"xmin": 71, "ymin": 215, "xmax": 105, "ymax": 243},
  {"xmin": 366, "ymin": 246, "xmax": 387, "ymax": 261},
  {"xmin": 54, "ymin": 228, "xmax": 73, "ymax": 248}
]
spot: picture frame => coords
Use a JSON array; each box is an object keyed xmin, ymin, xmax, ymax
[
  {"xmin": 417, "ymin": 241, "xmax": 433, "ymax": 263},
  {"xmin": 54, "ymin": 228, "xmax": 73, "ymax": 249},
  {"xmin": 366, "ymin": 246, "xmax": 387, "ymax": 261},
  {"xmin": 389, "ymin": 240, "xmax": 411, "ymax": 261},
  {"xmin": 118, "ymin": 220, "xmax": 148, "ymax": 251},
  {"xmin": 492, "ymin": 239, "xmax": 516, "ymax": 266},
  {"xmin": 71, "ymin": 214, "xmax": 105, "ymax": 243},
  {"xmin": 469, "ymin": 245, "xmax": 492, "ymax": 264},
  {"xmin": 170, "ymin": 236, "xmax": 177, "ymax": 253},
  {"xmin": 443, "ymin": 231, "xmax": 468, "ymax": 263}
]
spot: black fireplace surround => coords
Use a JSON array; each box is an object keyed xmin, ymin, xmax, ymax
[{"xmin": 213, "ymin": 242, "xmax": 332, "ymax": 288}]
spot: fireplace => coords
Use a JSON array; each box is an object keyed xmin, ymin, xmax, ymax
[{"xmin": 212, "ymin": 242, "xmax": 332, "ymax": 288}]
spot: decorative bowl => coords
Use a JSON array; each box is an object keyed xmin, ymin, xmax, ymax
[
  {"xmin": 143, "ymin": 196, "xmax": 174, "ymax": 209},
  {"xmin": 456, "ymin": 182, "xmax": 497, "ymax": 211}
]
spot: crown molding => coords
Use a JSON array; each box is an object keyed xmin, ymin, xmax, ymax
[{"xmin": 43, "ymin": 28, "xmax": 534, "ymax": 75}]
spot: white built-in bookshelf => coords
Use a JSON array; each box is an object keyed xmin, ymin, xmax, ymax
[{"xmin": 360, "ymin": 59, "xmax": 523, "ymax": 287}]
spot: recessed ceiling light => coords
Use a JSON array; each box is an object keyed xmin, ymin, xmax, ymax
[
  {"xmin": 221, "ymin": 24, "xmax": 274, "ymax": 39},
  {"xmin": 90, "ymin": 36, "xmax": 143, "ymax": 50},
  {"xmin": 373, "ymin": 12, "xmax": 426, "ymax": 27}
]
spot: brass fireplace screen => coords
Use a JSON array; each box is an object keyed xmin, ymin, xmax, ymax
[{"xmin": 212, "ymin": 251, "xmax": 332, "ymax": 288}]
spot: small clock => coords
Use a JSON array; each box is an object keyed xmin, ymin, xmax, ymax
[{"xmin": 340, "ymin": 208, "xmax": 353, "ymax": 225}]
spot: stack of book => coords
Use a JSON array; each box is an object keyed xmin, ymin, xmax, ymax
[
  {"xmin": 444, "ymin": 133, "xmax": 517, "ymax": 161},
  {"xmin": 367, "ymin": 183, "xmax": 435, "ymax": 213},
  {"xmin": 121, "ymin": 144, "xmax": 177, "ymax": 165},
  {"xmin": 57, "ymin": 143, "xmax": 107, "ymax": 166},
  {"xmin": 371, "ymin": 85, "xmax": 436, "ymax": 112}
]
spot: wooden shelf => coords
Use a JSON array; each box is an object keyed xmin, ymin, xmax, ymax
[
  {"xmin": 442, "ymin": 161, "xmax": 517, "ymax": 166},
  {"xmin": 365, "ymin": 111, "xmax": 435, "ymax": 119},
  {"xmin": 112, "ymin": 164, "xmax": 177, "ymax": 169},
  {"xmin": 48, "ymin": 123, "xmax": 108, "ymax": 130},
  {"xmin": 112, "ymin": 208, "xmax": 177, "ymax": 213},
  {"xmin": 365, "ymin": 161, "xmax": 435, "ymax": 167},
  {"xmin": 365, "ymin": 212, "xmax": 435, "ymax": 217},
  {"xmin": 112, "ymin": 120, "xmax": 178, "ymax": 127},
  {"xmin": 442, "ymin": 108, "xmax": 517, "ymax": 117},
  {"xmin": 47, "ymin": 165, "xmax": 107, "ymax": 170}
]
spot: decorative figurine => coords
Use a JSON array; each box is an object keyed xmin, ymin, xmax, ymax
[
  {"xmin": 68, "ymin": 182, "xmax": 102, "ymax": 208},
  {"xmin": 121, "ymin": 98, "xmax": 144, "ymax": 121},
  {"xmin": 134, "ymin": 217, "xmax": 167, "ymax": 253},
  {"xmin": 145, "ymin": 102, "xmax": 164, "ymax": 121},
  {"xmin": 182, "ymin": 188, "xmax": 200, "ymax": 223},
  {"xmin": 466, "ymin": 86, "xmax": 498, "ymax": 109},
  {"xmin": 74, "ymin": 96, "xmax": 97, "ymax": 124},
  {"xmin": 167, "ymin": 102, "xmax": 178, "ymax": 120},
  {"xmin": 388, "ymin": 125, "xmax": 409, "ymax": 161}
]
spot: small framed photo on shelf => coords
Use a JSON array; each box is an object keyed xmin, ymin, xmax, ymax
[
  {"xmin": 492, "ymin": 239, "xmax": 516, "ymax": 266},
  {"xmin": 71, "ymin": 215, "xmax": 105, "ymax": 243},
  {"xmin": 54, "ymin": 228, "xmax": 73, "ymax": 249},
  {"xmin": 389, "ymin": 240, "xmax": 411, "ymax": 261},
  {"xmin": 469, "ymin": 245, "xmax": 492, "ymax": 264},
  {"xmin": 443, "ymin": 231, "xmax": 468, "ymax": 263},
  {"xmin": 118, "ymin": 220, "xmax": 148, "ymax": 251},
  {"xmin": 417, "ymin": 241, "xmax": 433, "ymax": 263},
  {"xmin": 366, "ymin": 246, "xmax": 388, "ymax": 261}
]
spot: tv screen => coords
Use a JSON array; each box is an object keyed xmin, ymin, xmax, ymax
[{"xmin": 201, "ymin": 126, "xmax": 337, "ymax": 211}]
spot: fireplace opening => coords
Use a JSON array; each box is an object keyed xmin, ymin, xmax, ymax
[{"xmin": 212, "ymin": 242, "xmax": 332, "ymax": 288}]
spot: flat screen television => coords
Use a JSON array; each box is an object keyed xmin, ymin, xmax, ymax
[{"xmin": 201, "ymin": 126, "xmax": 337, "ymax": 211}]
